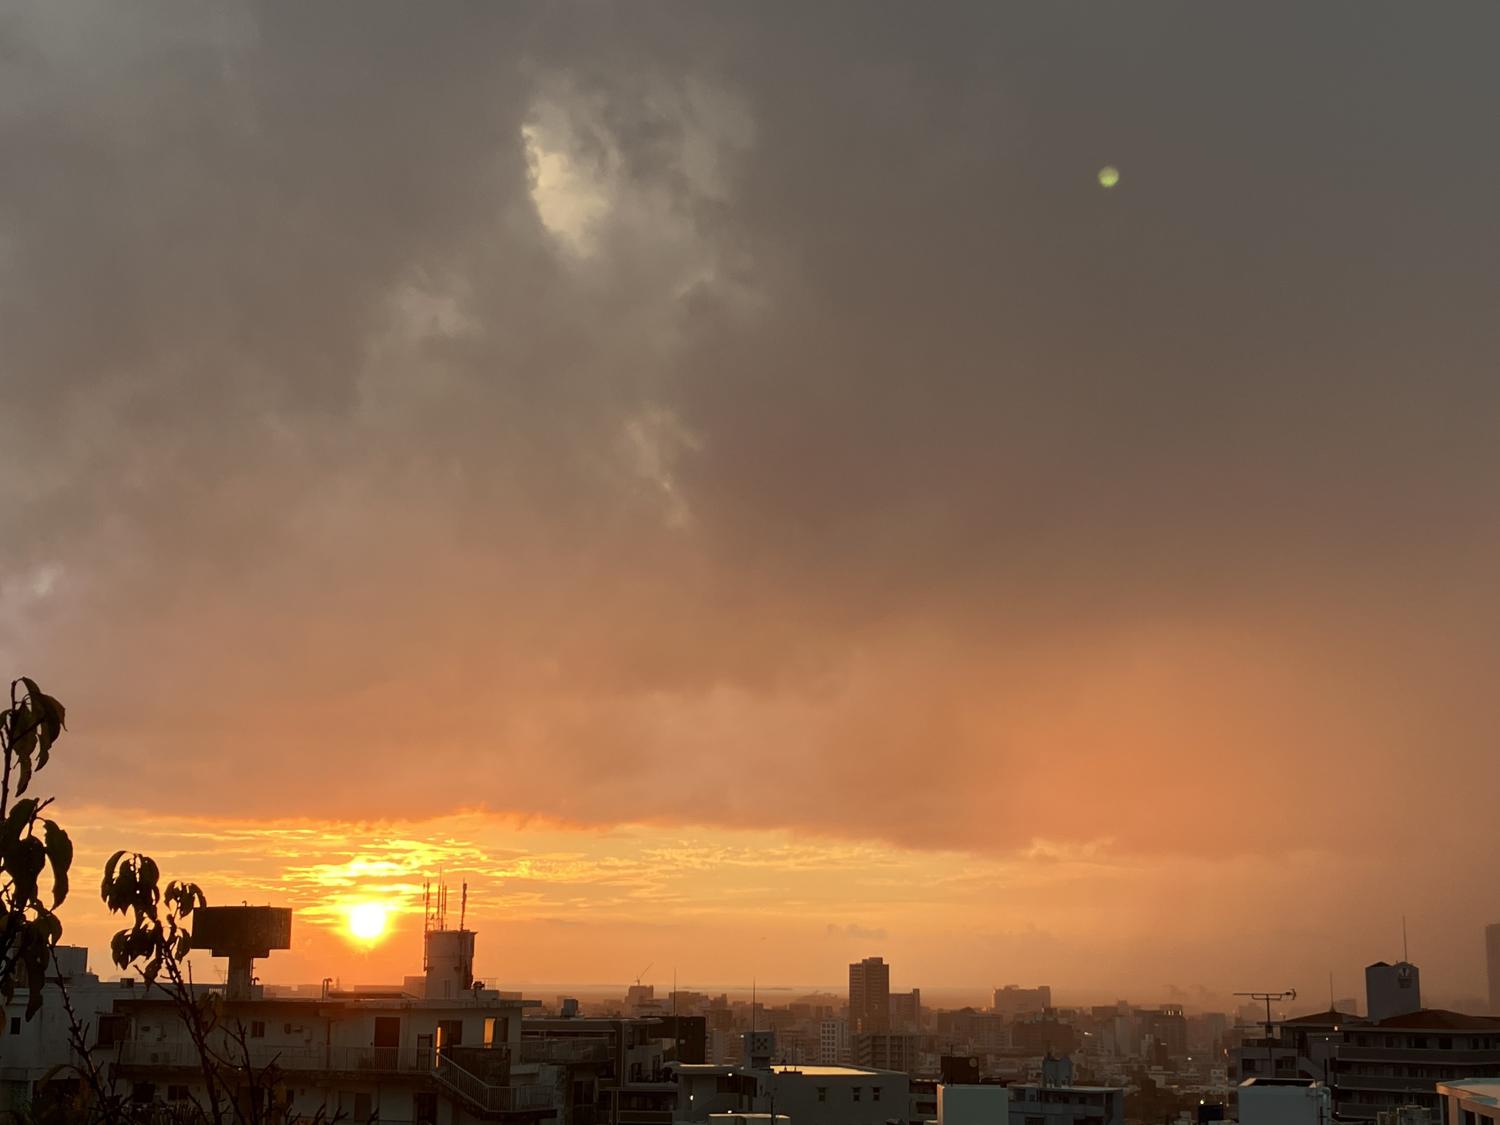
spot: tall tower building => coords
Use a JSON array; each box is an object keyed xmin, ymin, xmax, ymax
[
  {"xmin": 849, "ymin": 956, "xmax": 891, "ymax": 1034},
  {"xmin": 1487, "ymin": 924, "xmax": 1500, "ymax": 1014},
  {"xmin": 1365, "ymin": 960, "xmax": 1421, "ymax": 1023}
]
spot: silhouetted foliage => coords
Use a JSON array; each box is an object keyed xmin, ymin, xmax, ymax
[
  {"xmin": 0, "ymin": 679, "xmax": 71, "ymax": 1023},
  {"xmin": 0, "ymin": 681, "xmax": 338, "ymax": 1123}
]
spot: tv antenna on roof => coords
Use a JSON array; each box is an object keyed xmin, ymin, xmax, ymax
[{"xmin": 1235, "ymin": 989, "xmax": 1297, "ymax": 1078}]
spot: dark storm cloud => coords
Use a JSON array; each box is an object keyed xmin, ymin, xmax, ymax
[{"xmin": 4, "ymin": 1, "xmax": 1500, "ymax": 881}]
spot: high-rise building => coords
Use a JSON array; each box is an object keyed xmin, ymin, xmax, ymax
[
  {"xmin": 890, "ymin": 988, "xmax": 921, "ymax": 1032},
  {"xmin": 849, "ymin": 956, "xmax": 891, "ymax": 1034},
  {"xmin": 818, "ymin": 1017, "xmax": 851, "ymax": 1064},
  {"xmin": 993, "ymin": 984, "xmax": 1052, "ymax": 1018},
  {"xmin": 1486, "ymin": 924, "xmax": 1500, "ymax": 1013}
]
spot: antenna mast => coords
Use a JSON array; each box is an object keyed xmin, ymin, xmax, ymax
[{"xmin": 1235, "ymin": 989, "xmax": 1297, "ymax": 1078}]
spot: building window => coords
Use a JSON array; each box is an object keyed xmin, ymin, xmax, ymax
[
  {"xmin": 250, "ymin": 1021, "xmax": 266, "ymax": 1039},
  {"xmin": 167, "ymin": 1086, "xmax": 190, "ymax": 1102},
  {"xmin": 873, "ymin": 1086, "xmax": 881, "ymax": 1102},
  {"xmin": 8, "ymin": 1018, "xmax": 18, "ymax": 1035},
  {"xmin": 852, "ymin": 1087, "xmax": 861, "ymax": 1102},
  {"xmin": 414, "ymin": 1092, "xmax": 438, "ymax": 1124},
  {"xmin": 97, "ymin": 1015, "xmax": 129, "ymax": 1047},
  {"xmin": 817, "ymin": 1087, "xmax": 827, "ymax": 1103}
]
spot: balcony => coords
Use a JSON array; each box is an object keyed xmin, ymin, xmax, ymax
[
  {"xmin": 433, "ymin": 1055, "xmax": 559, "ymax": 1117},
  {"xmin": 114, "ymin": 1041, "xmax": 438, "ymax": 1076},
  {"xmin": 518, "ymin": 1038, "xmax": 612, "ymax": 1065}
]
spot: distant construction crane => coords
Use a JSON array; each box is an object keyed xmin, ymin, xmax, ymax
[
  {"xmin": 1235, "ymin": 989, "xmax": 1297, "ymax": 1078},
  {"xmin": 635, "ymin": 963, "xmax": 653, "ymax": 989}
]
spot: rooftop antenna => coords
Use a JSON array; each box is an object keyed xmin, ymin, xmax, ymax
[
  {"xmin": 1402, "ymin": 916, "xmax": 1409, "ymax": 963},
  {"xmin": 460, "ymin": 882, "xmax": 468, "ymax": 931},
  {"xmin": 1235, "ymin": 989, "xmax": 1297, "ymax": 1078},
  {"xmin": 1329, "ymin": 972, "xmax": 1335, "ymax": 1010}
]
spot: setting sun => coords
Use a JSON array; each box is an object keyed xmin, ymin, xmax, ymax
[{"xmin": 347, "ymin": 902, "xmax": 389, "ymax": 943}]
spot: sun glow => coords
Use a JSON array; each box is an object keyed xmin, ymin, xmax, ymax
[{"xmin": 347, "ymin": 902, "xmax": 390, "ymax": 942}]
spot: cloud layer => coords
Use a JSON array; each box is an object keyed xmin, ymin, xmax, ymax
[{"xmin": 5, "ymin": 2, "xmax": 1500, "ymax": 994}]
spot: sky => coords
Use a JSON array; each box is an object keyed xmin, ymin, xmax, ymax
[{"xmin": 3, "ymin": 1, "xmax": 1500, "ymax": 1009}]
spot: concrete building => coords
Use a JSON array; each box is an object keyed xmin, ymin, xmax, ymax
[
  {"xmin": 96, "ymin": 905, "xmax": 561, "ymax": 1124},
  {"xmin": 1367, "ymin": 961, "xmax": 1422, "ymax": 1023},
  {"xmin": 1011, "ymin": 1012, "xmax": 1077, "ymax": 1056},
  {"xmin": 848, "ymin": 958, "xmax": 890, "ymax": 1035},
  {"xmin": 994, "ymin": 986, "xmax": 1052, "ymax": 1020},
  {"xmin": 937, "ymin": 1083, "xmax": 1010, "ymax": 1124},
  {"xmin": 1142, "ymin": 1006, "xmax": 1188, "ymax": 1062},
  {"xmin": 1005, "ymin": 1055, "xmax": 1124, "ymax": 1125},
  {"xmin": 523, "ymin": 1014, "xmax": 702, "ymax": 1124},
  {"xmin": 1236, "ymin": 1078, "xmax": 1331, "ymax": 1125},
  {"xmin": 1331, "ymin": 1008, "xmax": 1500, "ymax": 1122},
  {"xmin": 675, "ymin": 1061, "xmax": 908, "ymax": 1125},
  {"xmin": 1228, "ymin": 1006, "xmax": 1355, "ymax": 1085},
  {"xmin": 1438, "ymin": 1078, "xmax": 1500, "ymax": 1124},
  {"xmin": 818, "ymin": 1018, "xmax": 851, "ymax": 1065},
  {"xmin": 852, "ymin": 1031, "xmax": 919, "ymax": 1073},
  {"xmin": 890, "ymin": 988, "xmax": 922, "ymax": 1033},
  {"xmin": 0, "ymin": 946, "xmax": 130, "ymax": 1114}
]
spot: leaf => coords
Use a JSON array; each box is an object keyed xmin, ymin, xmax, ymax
[
  {"xmin": 34, "ymin": 693, "xmax": 64, "ymax": 765},
  {"xmin": 2, "ymin": 798, "xmax": 37, "ymax": 851},
  {"xmin": 11, "ymin": 837, "xmax": 47, "ymax": 907},
  {"xmin": 7, "ymin": 711, "xmax": 36, "ymax": 761},
  {"xmin": 106, "ymin": 862, "xmax": 138, "ymax": 914},
  {"xmin": 41, "ymin": 820, "xmax": 71, "ymax": 906},
  {"xmin": 14, "ymin": 750, "xmax": 31, "ymax": 797},
  {"xmin": 101, "ymin": 850, "xmax": 127, "ymax": 902}
]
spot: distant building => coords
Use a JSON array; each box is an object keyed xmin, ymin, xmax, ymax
[
  {"xmin": 848, "ymin": 957, "xmax": 891, "ymax": 1035},
  {"xmin": 936, "ymin": 1007, "xmax": 1010, "ymax": 1051},
  {"xmin": 676, "ymin": 1062, "xmax": 908, "ymax": 1125},
  {"xmin": 818, "ymin": 1018, "xmax": 851, "ymax": 1065},
  {"xmin": 994, "ymin": 985, "xmax": 1052, "ymax": 1019},
  {"xmin": 1366, "ymin": 960, "xmax": 1422, "ymax": 1023},
  {"xmin": 890, "ymin": 988, "xmax": 922, "ymax": 1032},
  {"xmin": 1142, "ymin": 1005, "xmax": 1188, "ymax": 1061},
  {"xmin": 853, "ymin": 1031, "xmax": 920, "ymax": 1073},
  {"xmin": 1012, "ymin": 1011, "xmax": 1078, "ymax": 1056},
  {"xmin": 1006, "ymin": 1055, "xmax": 1124, "ymax": 1125}
]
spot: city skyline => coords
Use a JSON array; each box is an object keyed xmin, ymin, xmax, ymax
[{"xmin": 7, "ymin": 1, "xmax": 1500, "ymax": 1011}]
